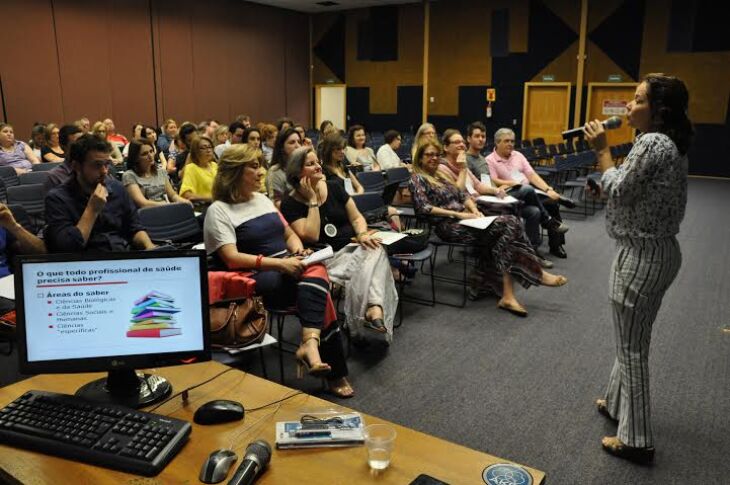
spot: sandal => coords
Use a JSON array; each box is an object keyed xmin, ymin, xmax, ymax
[
  {"xmin": 295, "ymin": 331, "xmax": 332, "ymax": 378},
  {"xmin": 497, "ymin": 299, "xmax": 528, "ymax": 317},
  {"xmin": 327, "ymin": 378, "xmax": 355, "ymax": 399},
  {"xmin": 364, "ymin": 305, "xmax": 387, "ymax": 334},
  {"xmin": 542, "ymin": 273, "xmax": 568, "ymax": 287},
  {"xmin": 601, "ymin": 436, "xmax": 655, "ymax": 464},
  {"xmin": 596, "ymin": 399, "xmax": 618, "ymax": 422}
]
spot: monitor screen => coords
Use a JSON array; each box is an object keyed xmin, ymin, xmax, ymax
[{"xmin": 16, "ymin": 250, "xmax": 210, "ymax": 375}]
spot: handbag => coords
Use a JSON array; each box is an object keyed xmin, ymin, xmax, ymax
[
  {"xmin": 385, "ymin": 228, "xmax": 430, "ymax": 256},
  {"xmin": 209, "ymin": 297, "xmax": 268, "ymax": 349}
]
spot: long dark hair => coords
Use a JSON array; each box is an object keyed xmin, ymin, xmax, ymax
[
  {"xmin": 270, "ymin": 128, "xmax": 300, "ymax": 170},
  {"xmin": 126, "ymin": 139, "xmax": 157, "ymax": 175},
  {"xmin": 644, "ymin": 73, "xmax": 693, "ymax": 155}
]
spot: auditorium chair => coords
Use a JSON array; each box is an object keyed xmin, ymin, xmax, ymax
[
  {"xmin": 18, "ymin": 171, "xmax": 50, "ymax": 186},
  {"xmin": 137, "ymin": 202, "xmax": 202, "ymax": 247}
]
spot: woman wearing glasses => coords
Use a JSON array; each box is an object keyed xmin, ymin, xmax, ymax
[
  {"xmin": 179, "ymin": 136, "xmax": 218, "ymax": 207},
  {"xmin": 410, "ymin": 140, "xmax": 567, "ymax": 316}
]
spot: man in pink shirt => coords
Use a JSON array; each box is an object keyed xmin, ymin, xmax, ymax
[{"xmin": 486, "ymin": 128, "xmax": 570, "ymax": 259}]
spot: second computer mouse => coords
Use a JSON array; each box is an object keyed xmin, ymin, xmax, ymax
[
  {"xmin": 199, "ymin": 449, "xmax": 238, "ymax": 484},
  {"xmin": 193, "ymin": 400, "xmax": 245, "ymax": 425}
]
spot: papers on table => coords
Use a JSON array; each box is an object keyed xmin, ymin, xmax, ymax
[
  {"xmin": 458, "ymin": 216, "xmax": 498, "ymax": 230},
  {"xmin": 476, "ymin": 195, "xmax": 519, "ymax": 204},
  {"xmin": 0, "ymin": 275, "xmax": 14, "ymax": 300},
  {"xmin": 371, "ymin": 231, "xmax": 407, "ymax": 246},
  {"xmin": 302, "ymin": 246, "xmax": 334, "ymax": 266},
  {"xmin": 276, "ymin": 412, "xmax": 364, "ymax": 449}
]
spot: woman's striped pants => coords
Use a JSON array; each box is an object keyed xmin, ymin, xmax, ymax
[{"xmin": 603, "ymin": 236, "xmax": 682, "ymax": 448}]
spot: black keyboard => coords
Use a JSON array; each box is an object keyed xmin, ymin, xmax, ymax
[{"xmin": 0, "ymin": 390, "xmax": 191, "ymax": 476}]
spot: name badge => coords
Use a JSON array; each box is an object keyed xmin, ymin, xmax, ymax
[{"xmin": 324, "ymin": 224, "xmax": 338, "ymax": 237}]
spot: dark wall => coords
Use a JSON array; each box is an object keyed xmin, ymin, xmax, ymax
[{"xmin": 0, "ymin": 0, "xmax": 310, "ymax": 140}]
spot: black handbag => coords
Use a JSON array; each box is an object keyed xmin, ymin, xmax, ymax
[{"xmin": 385, "ymin": 228, "xmax": 429, "ymax": 255}]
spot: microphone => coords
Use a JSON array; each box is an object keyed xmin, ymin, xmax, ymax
[
  {"xmin": 561, "ymin": 116, "xmax": 622, "ymax": 139},
  {"xmin": 227, "ymin": 440, "xmax": 272, "ymax": 485}
]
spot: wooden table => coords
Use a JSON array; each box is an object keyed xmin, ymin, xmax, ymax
[{"xmin": 0, "ymin": 361, "xmax": 545, "ymax": 484}]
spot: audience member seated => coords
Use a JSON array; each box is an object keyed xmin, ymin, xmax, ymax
[
  {"xmin": 123, "ymin": 140, "xmax": 192, "ymax": 209},
  {"xmin": 243, "ymin": 127, "xmax": 261, "ymax": 150},
  {"xmin": 344, "ymin": 125, "xmax": 378, "ymax": 171},
  {"xmin": 103, "ymin": 118, "xmax": 128, "ymax": 148},
  {"xmin": 214, "ymin": 121, "xmax": 244, "ymax": 159},
  {"xmin": 213, "ymin": 124, "xmax": 229, "ymax": 152},
  {"xmin": 179, "ymin": 135, "xmax": 217, "ymax": 208},
  {"xmin": 376, "ymin": 129, "xmax": 407, "ymax": 170},
  {"xmin": 282, "ymin": 146, "xmax": 398, "ymax": 343},
  {"xmin": 266, "ymin": 128, "xmax": 301, "ymax": 204},
  {"xmin": 44, "ymin": 124, "xmax": 83, "ymax": 191},
  {"xmin": 172, "ymin": 123, "xmax": 200, "ymax": 179},
  {"xmin": 260, "ymin": 124, "xmax": 278, "ymax": 164},
  {"xmin": 44, "ymin": 134, "xmax": 155, "ymax": 252},
  {"xmin": 0, "ymin": 123, "xmax": 41, "ymax": 173},
  {"xmin": 486, "ymin": 128, "xmax": 569, "ymax": 259},
  {"xmin": 41, "ymin": 123, "xmax": 65, "ymax": 163},
  {"xmin": 319, "ymin": 120, "xmax": 336, "ymax": 139},
  {"xmin": 139, "ymin": 125, "xmax": 168, "ymax": 170},
  {"xmin": 235, "ymin": 114, "xmax": 252, "ymax": 129},
  {"xmin": 319, "ymin": 133, "xmax": 364, "ymax": 195},
  {"xmin": 122, "ymin": 123, "xmax": 145, "ymax": 157},
  {"xmin": 294, "ymin": 124, "xmax": 312, "ymax": 148},
  {"xmin": 157, "ymin": 118, "xmax": 178, "ymax": 154},
  {"xmin": 411, "ymin": 122, "xmax": 437, "ymax": 159},
  {"xmin": 91, "ymin": 121, "xmax": 123, "ymax": 166},
  {"xmin": 201, "ymin": 120, "xmax": 220, "ymax": 140},
  {"xmin": 439, "ymin": 129, "xmax": 552, "ymax": 269},
  {"xmin": 75, "ymin": 117, "xmax": 91, "ymax": 134},
  {"xmin": 409, "ymin": 140, "xmax": 567, "ymax": 315},
  {"xmin": 0, "ymin": 203, "xmax": 46, "ymax": 277},
  {"xmin": 275, "ymin": 117, "xmax": 294, "ymax": 132},
  {"xmin": 28, "ymin": 123, "xmax": 46, "ymax": 160},
  {"xmin": 204, "ymin": 144, "xmax": 354, "ymax": 397},
  {"xmin": 465, "ymin": 121, "xmax": 490, "ymax": 178}
]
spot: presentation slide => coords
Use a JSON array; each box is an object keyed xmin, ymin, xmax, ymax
[{"xmin": 21, "ymin": 257, "xmax": 205, "ymax": 362}]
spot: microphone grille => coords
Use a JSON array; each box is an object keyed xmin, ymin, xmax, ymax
[
  {"xmin": 604, "ymin": 116, "xmax": 622, "ymax": 129},
  {"xmin": 248, "ymin": 440, "xmax": 272, "ymax": 464}
]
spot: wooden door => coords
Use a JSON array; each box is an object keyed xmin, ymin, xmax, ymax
[
  {"xmin": 522, "ymin": 82, "xmax": 571, "ymax": 144},
  {"xmin": 315, "ymin": 84, "xmax": 347, "ymax": 132},
  {"xmin": 586, "ymin": 83, "xmax": 638, "ymax": 146}
]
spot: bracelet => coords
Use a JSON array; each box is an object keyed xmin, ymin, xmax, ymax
[{"xmin": 255, "ymin": 254, "xmax": 264, "ymax": 269}]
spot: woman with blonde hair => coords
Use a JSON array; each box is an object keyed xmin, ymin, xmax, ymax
[
  {"xmin": 410, "ymin": 122, "xmax": 437, "ymax": 160},
  {"xmin": 179, "ymin": 135, "xmax": 218, "ymax": 207},
  {"xmin": 409, "ymin": 139, "xmax": 567, "ymax": 316},
  {"xmin": 91, "ymin": 121, "xmax": 123, "ymax": 165},
  {"xmin": 204, "ymin": 144, "xmax": 354, "ymax": 397}
]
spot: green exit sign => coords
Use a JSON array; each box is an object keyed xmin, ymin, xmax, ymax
[
  {"xmin": 542, "ymin": 74, "xmax": 556, "ymax": 82},
  {"xmin": 608, "ymin": 74, "xmax": 623, "ymax": 82}
]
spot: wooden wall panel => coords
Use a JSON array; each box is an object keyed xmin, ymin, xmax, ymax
[
  {"xmin": 284, "ymin": 11, "xmax": 312, "ymax": 125},
  {"xmin": 0, "ymin": 0, "xmax": 64, "ymax": 137}
]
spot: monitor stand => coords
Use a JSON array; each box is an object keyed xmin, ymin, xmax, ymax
[{"xmin": 76, "ymin": 369, "xmax": 172, "ymax": 409}]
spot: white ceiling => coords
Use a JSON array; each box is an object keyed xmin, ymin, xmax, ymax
[{"xmin": 245, "ymin": 0, "xmax": 419, "ymax": 13}]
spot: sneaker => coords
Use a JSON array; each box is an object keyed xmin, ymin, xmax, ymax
[{"xmin": 542, "ymin": 217, "xmax": 569, "ymax": 234}]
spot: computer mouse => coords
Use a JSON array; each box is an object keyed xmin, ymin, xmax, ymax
[
  {"xmin": 193, "ymin": 399, "xmax": 245, "ymax": 425},
  {"xmin": 199, "ymin": 449, "xmax": 238, "ymax": 484}
]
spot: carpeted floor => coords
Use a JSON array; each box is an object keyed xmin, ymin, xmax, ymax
[{"xmin": 1, "ymin": 178, "xmax": 728, "ymax": 484}]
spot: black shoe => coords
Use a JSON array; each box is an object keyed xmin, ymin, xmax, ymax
[
  {"xmin": 542, "ymin": 218, "xmax": 569, "ymax": 234},
  {"xmin": 550, "ymin": 245, "xmax": 567, "ymax": 258},
  {"xmin": 559, "ymin": 196, "xmax": 577, "ymax": 209}
]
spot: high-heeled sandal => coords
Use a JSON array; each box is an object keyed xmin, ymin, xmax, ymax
[
  {"xmin": 295, "ymin": 332, "xmax": 332, "ymax": 378},
  {"xmin": 327, "ymin": 378, "xmax": 355, "ymax": 399},
  {"xmin": 596, "ymin": 399, "xmax": 618, "ymax": 422},
  {"xmin": 601, "ymin": 436, "xmax": 655, "ymax": 464}
]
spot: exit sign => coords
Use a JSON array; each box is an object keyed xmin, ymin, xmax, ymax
[
  {"xmin": 542, "ymin": 74, "xmax": 556, "ymax": 82},
  {"xmin": 608, "ymin": 74, "xmax": 623, "ymax": 82}
]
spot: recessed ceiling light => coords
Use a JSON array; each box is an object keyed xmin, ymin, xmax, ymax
[{"xmin": 316, "ymin": 1, "xmax": 340, "ymax": 6}]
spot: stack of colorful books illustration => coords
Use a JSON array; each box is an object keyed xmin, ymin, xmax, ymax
[{"xmin": 126, "ymin": 291, "xmax": 182, "ymax": 338}]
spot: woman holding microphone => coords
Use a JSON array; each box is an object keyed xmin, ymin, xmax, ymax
[{"xmin": 584, "ymin": 73, "xmax": 693, "ymax": 464}]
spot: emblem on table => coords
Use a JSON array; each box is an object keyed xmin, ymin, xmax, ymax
[
  {"xmin": 126, "ymin": 290, "xmax": 182, "ymax": 338},
  {"xmin": 482, "ymin": 463, "xmax": 533, "ymax": 485}
]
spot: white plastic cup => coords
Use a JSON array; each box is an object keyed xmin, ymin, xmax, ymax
[{"xmin": 364, "ymin": 424, "xmax": 396, "ymax": 471}]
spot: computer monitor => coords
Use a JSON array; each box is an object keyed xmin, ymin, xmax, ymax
[{"xmin": 15, "ymin": 250, "xmax": 211, "ymax": 408}]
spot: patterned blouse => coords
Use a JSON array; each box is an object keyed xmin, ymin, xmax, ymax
[{"xmin": 601, "ymin": 133, "xmax": 687, "ymax": 240}]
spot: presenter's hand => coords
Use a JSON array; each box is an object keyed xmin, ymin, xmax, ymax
[
  {"xmin": 584, "ymin": 119, "xmax": 608, "ymax": 151},
  {"xmin": 89, "ymin": 183, "xmax": 108, "ymax": 214},
  {"xmin": 278, "ymin": 257, "xmax": 305, "ymax": 277}
]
